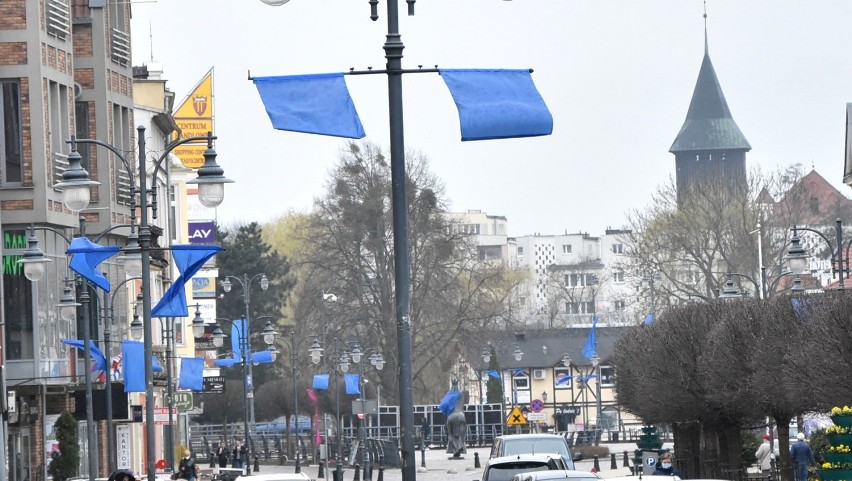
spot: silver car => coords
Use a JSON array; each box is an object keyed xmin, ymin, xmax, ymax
[
  {"xmin": 490, "ymin": 434, "xmax": 577, "ymax": 469},
  {"xmin": 481, "ymin": 454, "xmax": 570, "ymax": 481}
]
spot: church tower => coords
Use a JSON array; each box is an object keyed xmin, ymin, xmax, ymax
[{"xmin": 670, "ymin": 19, "xmax": 751, "ymax": 206}]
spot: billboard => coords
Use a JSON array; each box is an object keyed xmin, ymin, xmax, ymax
[{"xmin": 173, "ymin": 68, "xmax": 214, "ymax": 169}]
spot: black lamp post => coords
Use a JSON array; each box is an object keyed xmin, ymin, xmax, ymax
[
  {"xmin": 258, "ymin": 2, "xmax": 421, "ymax": 477},
  {"xmin": 278, "ymin": 329, "xmax": 305, "ymax": 474},
  {"xmin": 786, "ymin": 220, "xmax": 849, "ymax": 290},
  {"xmin": 350, "ymin": 343, "xmax": 384, "ymax": 480},
  {"xmin": 52, "ymin": 126, "xmax": 232, "ymax": 481},
  {"xmin": 481, "ymin": 343, "xmax": 523, "ymax": 423},
  {"xmin": 209, "ymin": 316, "xmax": 277, "ymax": 475}
]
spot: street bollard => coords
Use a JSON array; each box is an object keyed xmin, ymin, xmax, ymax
[
  {"xmin": 354, "ymin": 464, "xmax": 361, "ymax": 481},
  {"xmin": 366, "ymin": 463, "xmax": 372, "ymax": 481},
  {"xmin": 623, "ymin": 451, "xmax": 629, "ymax": 468},
  {"xmin": 377, "ymin": 463, "xmax": 384, "ymax": 481},
  {"xmin": 421, "ymin": 446, "xmax": 426, "ymax": 468},
  {"xmin": 611, "ymin": 453, "xmax": 617, "ymax": 470},
  {"xmin": 593, "ymin": 455, "xmax": 600, "ymax": 472},
  {"xmin": 254, "ymin": 456, "xmax": 260, "ymax": 473},
  {"xmin": 334, "ymin": 465, "xmax": 342, "ymax": 481},
  {"xmin": 209, "ymin": 452, "xmax": 216, "ymax": 468},
  {"xmin": 318, "ymin": 461, "xmax": 325, "ymax": 479},
  {"xmin": 474, "ymin": 452, "xmax": 481, "ymax": 469}
]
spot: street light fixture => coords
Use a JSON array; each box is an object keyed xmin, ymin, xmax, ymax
[
  {"xmin": 53, "ymin": 126, "xmax": 232, "ymax": 481},
  {"xmin": 350, "ymin": 343, "xmax": 384, "ymax": 480},
  {"xmin": 786, "ymin": 220, "xmax": 849, "ymax": 290}
]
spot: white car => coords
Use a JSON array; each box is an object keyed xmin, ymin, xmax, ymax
[
  {"xmin": 482, "ymin": 454, "xmax": 570, "ymax": 481},
  {"xmin": 234, "ymin": 474, "xmax": 311, "ymax": 481},
  {"xmin": 511, "ymin": 469, "xmax": 600, "ymax": 481}
]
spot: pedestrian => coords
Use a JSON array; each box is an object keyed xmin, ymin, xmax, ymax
[
  {"xmin": 790, "ymin": 433, "xmax": 816, "ymax": 481},
  {"xmin": 239, "ymin": 439, "xmax": 249, "ymax": 470},
  {"xmin": 755, "ymin": 434, "xmax": 777, "ymax": 475},
  {"xmin": 421, "ymin": 417, "xmax": 430, "ymax": 447},
  {"xmin": 216, "ymin": 439, "xmax": 229, "ymax": 468},
  {"xmin": 177, "ymin": 449, "xmax": 199, "ymax": 481},
  {"xmin": 652, "ymin": 453, "xmax": 683, "ymax": 477},
  {"xmin": 232, "ymin": 440, "xmax": 242, "ymax": 469}
]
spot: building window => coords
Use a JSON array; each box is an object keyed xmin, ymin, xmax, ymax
[
  {"xmin": 1, "ymin": 81, "xmax": 23, "ymax": 185},
  {"xmin": 613, "ymin": 271, "xmax": 625, "ymax": 283},
  {"xmin": 518, "ymin": 246, "xmax": 524, "ymax": 257},
  {"xmin": 74, "ymin": 101, "xmax": 91, "ymax": 171},
  {"xmin": 600, "ymin": 366, "xmax": 615, "ymax": 387},
  {"xmin": 562, "ymin": 244, "xmax": 572, "ymax": 254},
  {"xmin": 4, "ymin": 230, "xmax": 34, "ymax": 360},
  {"xmin": 613, "ymin": 300, "xmax": 625, "ymax": 311},
  {"xmin": 611, "ymin": 244, "xmax": 624, "ymax": 254},
  {"xmin": 46, "ymin": 0, "xmax": 71, "ymax": 40},
  {"xmin": 810, "ymin": 196, "xmax": 819, "ymax": 215},
  {"xmin": 566, "ymin": 301, "xmax": 595, "ymax": 314},
  {"xmin": 554, "ymin": 366, "xmax": 572, "ymax": 389},
  {"xmin": 512, "ymin": 373, "xmax": 529, "ymax": 390},
  {"xmin": 565, "ymin": 273, "xmax": 597, "ymax": 287}
]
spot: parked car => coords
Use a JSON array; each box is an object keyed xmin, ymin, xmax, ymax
[
  {"xmin": 490, "ymin": 434, "xmax": 577, "ymax": 468},
  {"xmin": 481, "ymin": 454, "xmax": 570, "ymax": 481},
  {"xmin": 511, "ymin": 469, "xmax": 600, "ymax": 481},
  {"xmin": 235, "ymin": 474, "xmax": 310, "ymax": 481},
  {"xmin": 254, "ymin": 415, "xmax": 312, "ymax": 434}
]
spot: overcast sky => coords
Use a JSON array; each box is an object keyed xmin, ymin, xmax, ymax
[{"xmin": 130, "ymin": 1, "xmax": 852, "ymax": 238}]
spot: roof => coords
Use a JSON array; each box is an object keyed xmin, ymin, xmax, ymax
[
  {"xmin": 468, "ymin": 326, "xmax": 630, "ymax": 371},
  {"xmin": 670, "ymin": 52, "xmax": 751, "ymax": 153}
]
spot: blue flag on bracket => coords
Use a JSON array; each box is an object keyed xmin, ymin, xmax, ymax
[
  {"xmin": 179, "ymin": 357, "xmax": 204, "ymax": 391},
  {"xmin": 67, "ymin": 237, "xmax": 120, "ymax": 291},
  {"xmin": 582, "ymin": 316, "xmax": 598, "ymax": 359},
  {"xmin": 254, "ymin": 73, "xmax": 366, "ymax": 139},
  {"xmin": 643, "ymin": 313, "xmax": 654, "ymax": 326},
  {"xmin": 152, "ymin": 245, "xmax": 221, "ymax": 318},
  {"xmin": 312, "ymin": 374, "xmax": 330, "ymax": 390},
  {"xmin": 62, "ymin": 339, "xmax": 107, "ymax": 372},
  {"xmin": 344, "ymin": 374, "xmax": 360, "ymax": 395},
  {"xmin": 439, "ymin": 69, "xmax": 553, "ymax": 141},
  {"xmin": 122, "ymin": 340, "xmax": 145, "ymax": 392}
]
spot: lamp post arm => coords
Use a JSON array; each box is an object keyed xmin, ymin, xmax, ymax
[
  {"xmin": 727, "ymin": 272, "xmax": 760, "ymax": 295},
  {"xmin": 28, "ymin": 224, "xmax": 73, "ymax": 245},
  {"xmin": 791, "ymin": 225, "xmax": 836, "ymax": 259},
  {"xmin": 92, "ymin": 223, "xmax": 135, "ymax": 243},
  {"xmin": 69, "ymin": 137, "xmax": 135, "ymax": 188}
]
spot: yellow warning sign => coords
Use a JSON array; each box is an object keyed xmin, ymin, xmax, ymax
[
  {"xmin": 506, "ymin": 406, "xmax": 528, "ymax": 426},
  {"xmin": 172, "ymin": 68, "xmax": 214, "ymax": 169}
]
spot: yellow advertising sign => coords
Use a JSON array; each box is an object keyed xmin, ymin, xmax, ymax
[{"xmin": 173, "ymin": 68, "xmax": 214, "ymax": 169}]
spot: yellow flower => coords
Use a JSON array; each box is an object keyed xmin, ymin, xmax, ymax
[{"xmin": 823, "ymin": 462, "xmax": 834, "ymax": 469}]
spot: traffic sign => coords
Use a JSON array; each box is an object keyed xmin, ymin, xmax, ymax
[
  {"xmin": 506, "ymin": 406, "xmax": 528, "ymax": 426},
  {"xmin": 174, "ymin": 392, "xmax": 193, "ymax": 411},
  {"xmin": 530, "ymin": 399, "xmax": 544, "ymax": 413}
]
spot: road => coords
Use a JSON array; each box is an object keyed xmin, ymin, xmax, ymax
[{"xmin": 211, "ymin": 444, "xmax": 644, "ymax": 481}]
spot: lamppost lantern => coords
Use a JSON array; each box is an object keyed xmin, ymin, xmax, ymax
[
  {"xmin": 350, "ymin": 343, "xmax": 363, "ymax": 364},
  {"xmin": 191, "ymin": 304, "xmax": 206, "ymax": 339},
  {"xmin": 259, "ymin": 274, "xmax": 269, "ymax": 290},
  {"xmin": 52, "ymin": 144, "xmax": 101, "ymax": 213},
  {"xmin": 542, "ymin": 391, "xmax": 547, "ymax": 403},
  {"xmin": 369, "ymin": 351, "xmax": 385, "ymax": 370},
  {"xmin": 339, "ymin": 353, "xmax": 351, "ymax": 373},
  {"xmin": 184, "ymin": 140, "xmax": 233, "ymax": 208},
  {"xmin": 481, "ymin": 347, "xmax": 491, "ymax": 364},
  {"xmin": 18, "ymin": 230, "xmax": 52, "ymax": 281},
  {"xmin": 309, "ymin": 338, "xmax": 323, "ymax": 364},
  {"xmin": 718, "ymin": 275, "xmax": 742, "ymax": 300},
  {"xmin": 591, "ymin": 355, "xmax": 600, "ymax": 368},
  {"xmin": 513, "ymin": 345, "xmax": 524, "ymax": 361},
  {"xmin": 56, "ymin": 286, "xmax": 81, "ymax": 322},
  {"xmin": 130, "ymin": 313, "xmax": 143, "ymax": 341},
  {"xmin": 259, "ymin": 0, "xmax": 290, "ymax": 5},
  {"xmin": 212, "ymin": 324, "xmax": 226, "ymax": 348},
  {"xmin": 785, "ymin": 228, "xmax": 810, "ymax": 275},
  {"xmin": 561, "ymin": 353, "xmax": 572, "ymax": 367},
  {"xmin": 222, "ymin": 278, "xmax": 232, "ymax": 293},
  {"xmin": 117, "ymin": 231, "xmax": 143, "ymax": 278},
  {"xmin": 261, "ymin": 319, "xmax": 276, "ymax": 346}
]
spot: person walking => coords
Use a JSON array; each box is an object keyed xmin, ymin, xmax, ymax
[
  {"xmin": 790, "ymin": 433, "xmax": 816, "ymax": 481},
  {"xmin": 177, "ymin": 449, "xmax": 199, "ymax": 481},
  {"xmin": 755, "ymin": 434, "xmax": 777, "ymax": 475},
  {"xmin": 232, "ymin": 440, "xmax": 243, "ymax": 469},
  {"xmin": 652, "ymin": 453, "xmax": 684, "ymax": 477}
]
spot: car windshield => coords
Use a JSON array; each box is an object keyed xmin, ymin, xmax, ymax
[
  {"xmin": 486, "ymin": 462, "xmax": 551, "ymax": 481},
  {"xmin": 503, "ymin": 439, "xmax": 569, "ymax": 458}
]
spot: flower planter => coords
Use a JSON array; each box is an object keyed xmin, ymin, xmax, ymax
[
  {"xmin": 823, "ymin": 453, "xmax": 852, "ymax": 464},
  {"xmin": 818, "ymin": 469, "xmax": 852, "ymax": 481},
  {"xmin": 828, "ymin": 434, "xmax": 852, "ymax": 447},
  {"xmin": 834, "ymin": 416, "xmax": 852, "ymax": 429}
]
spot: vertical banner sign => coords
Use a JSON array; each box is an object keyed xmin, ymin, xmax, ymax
[
  {"xmin": 173, "ymin": 68, "xmax": 214, "ymax": 169},
  {"xmin": 116, "ymin": 424, "xmax": 131, "ymax": 469}
]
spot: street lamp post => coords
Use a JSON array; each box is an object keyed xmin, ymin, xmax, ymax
[
  {"xmin": 481, "ymin": 343, "xmax": 523, "ymax": 428},
  {"xmin": 786, "ymin": 220, "xmax": 849, "ymax": 289},
  {"xmin": 560, "ymin": 354, "xmax": 600, "ymax": 436},
  {"xmin": 259, "ymin": 2, "xmax": 420, "ymax": 477},
  {"xmin": 278, "ymin": 329, "xmax": 304, "ymax": 473},
  {"xmin": 349, "ymin": 343, "xmax": 384, "ymax": 480},
  {"xmin": 209, "ymin": 316, "xmax": 277, "ymax": 475},
  {"xmin": 52, "ymin": 126, "xmax": 232, "ymax": 481}
]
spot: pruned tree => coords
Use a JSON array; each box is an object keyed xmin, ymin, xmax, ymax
[{"xmin": 47, "ymin": 411, "xmax": 79, "ymax": 481}]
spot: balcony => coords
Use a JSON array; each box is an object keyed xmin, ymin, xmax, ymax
[{"xmin": 47, "ymin": 0, "xmax": 71, "ymax": 40}]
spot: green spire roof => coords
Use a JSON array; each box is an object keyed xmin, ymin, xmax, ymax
[{"xmin": 670, "ymin": 52, "xmax": 751, "ymax": 153}]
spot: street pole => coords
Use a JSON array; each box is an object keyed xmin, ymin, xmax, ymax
[
  {"xmin": 165, "ymin": 318, "xmax": 176, "ymax": 472},
  {"xmin": 77, "ymin": 279, "xmax": 98, "ymax": 480},
  {"xmin": 241, "ymin": 318, "xmax": 251, "ymax": 475},
  {"xmin": 103, "ymin": 293, "xmax": 114, "ymax": 474},
  {"xmin": 290, "ymin": 330, "xmax": 301, "ymax": 473}
]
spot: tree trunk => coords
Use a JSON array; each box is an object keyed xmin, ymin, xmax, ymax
[
  {"xmin": 776, "ymin": 414, "xmax": 794, "ymax": 481},
  {"xmin": 673, "ymin": 421, "xmax": 702, "ymax": 478},
  {"xmin": 718, "ymin": 423, "xmax": 744, "ymax": 478}
]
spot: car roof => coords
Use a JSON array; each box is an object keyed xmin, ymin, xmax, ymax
[
  {"xmin": 515, "ymin": 470, "xmax": 598, "ymax": 480},
  {"xmin": 497, "ymin": 434, "xmax": 567, "ymax": 440},
  {"xmin": 235, "ymin": 474, "xmax": 311, "ymax": 481},
  {"xmin": 489, "ymin": 453, "xmax": 565, "ymax": 464},
  {"xmin": 605, "ymin": 477, "xmax": 682, "ymax": 481}
]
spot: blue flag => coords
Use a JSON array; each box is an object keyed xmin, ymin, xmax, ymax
[
  {"xmin": 62, "ymin": 339, "xmax": 107, "ymax": 372},
  {"xmin": 153, "ymin": 245, "xmax": 221, "ymax": 317},
  {"xmin": 231, "ymin": 319, "xmax": 247, "ymax": 359},
  {"xmin": 582, "ymin": 316, "xmax": 598, "ymax": 359},
  {"xmin": 254, "ymin": 73, "xmax": 366, "ymax": 139},
  {"xmin": 312, "ymin": 374, "xmax": 329, "ymax": 390},
  {"xmin": 213, "ymin": 357, "xmax": 239, "ymax": 368},
  {"xmin": 67, "ymin": 237, "xmax": 120, "ymax": 291},
  {"xmin": 486, "ymin": 370, "xmax": 500, "ymax": 379},
  {"xmin": 440, "ymin": 69, "xmax": 553, "ymax": 141},
  {"xmin": 251, "ymin": 351, "xmax": 273, "ymax": 364},
  {"xmin": 152, "ymin": 355, "xmax": 163, "ymax": 374},
  {"xmin": 438, "ymin": 389, "xmax": 462, "ymax": 416},
  {"xmin": 344, "ymin": 374, "xmax": 360, "ymax": 395},
  {"xmin": 178, "ymin": 357, "xmax": 204, "ymax": 391},
  {"xmin": 122, "ymin": 340, "xmax": 145, "ymax": 392},
  {"xmin": 643, "ymin": 313, "xmax": 654, "ymax": 326}
]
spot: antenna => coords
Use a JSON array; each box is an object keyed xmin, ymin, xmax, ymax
[
  {"xmin": 149, "ymin": 21, "xmax": 154, "ymax": 62},
  {"xmin": 703, "ymin": 0, "xmax": 709, "ymax": 54}
]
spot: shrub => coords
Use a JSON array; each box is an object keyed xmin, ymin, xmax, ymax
[{"xmin": 47, "ymin": 411, "xmax": 79, "ymax": 481}]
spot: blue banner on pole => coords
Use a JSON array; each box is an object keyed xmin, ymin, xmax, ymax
[
  {"xmin": 582, "ymin": 316, "xmax": 598, "ymax": 359},
  {"xmin": 344, "ymin": 374, "xmax": 360, "ymax": 395},
  {"xmin": 62, "ymin": 339, "xmax": 107, "ymax": 372},
  {"xmin": 67, "ymin": 237, "xmax": 120, "ymax": 291},
  {"xmin": 312, "ymin": 374, "xmax": 329, "ymax": 390},
  {"xmin": 179, "ymin": 357, "xmax": 205, "ymax": 391},
  {"xmin": 440, "ymin": 69, "xmax": 553, "ymax": 141},
  {"xmin": 152, "ymin": 245, "xmax": 221, "ymax": 317},
  {"xmin": 122, "ymin": 341, "xmax": 145, "ymax": 393}
]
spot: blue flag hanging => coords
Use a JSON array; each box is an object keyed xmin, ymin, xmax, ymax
[
  {"xmin": 582, "ymin": 316, "xmax": 598, "ymax": 359},
  {"xmin": 312, "ymin": 374, "xmax": 330, "ymax": 390},
  {"xmin": 438, "ymin": 389, "xmax": 461, "ymax": 416},
  {"xmin": 67, "ymin": 237, "xmax": 120, "ymax": 291},
  {"xmin": 486, "ymin": 370, "xmax": 500, "ymax": 379},
  {"xmin": 439, "ymin": 69, "xmax": 553, "ymax": 141},
  {"xmin": 152, "ymin": 355, "xmax": 163, "ymax": 374},
  {"xmin": 344, "ymin": 374, "xmax": 360, "ymax": 395},
  {"xmin": 643, "ymin": 313, "xmax": 654, "ymax": 326},
  {"xmin": 62, "ymin": 339, "xmax": 107, "ymax": 372},
  {"xmin": 122, "ymin": 340, "xmax": 145, "ymax": 392},
  {"xmin": 251, "ymin": 351, "xmax": 273, "ymax": 364},
  {"xmin": 179, "ymin": 357, "xmax": 205, "ymax": 391},
  {"xmin": 254, "ymin": 73, "xmax": 366, "ymax": 139},
  {"xmin": 152, "ymin": 245, "xmax": 221, "ymax": 317}
]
